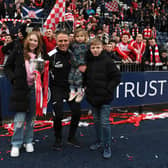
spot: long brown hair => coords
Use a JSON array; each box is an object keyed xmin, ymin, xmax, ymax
[{"xmin": 23, "ymin": 31, "xmax": 43, "ymax": 60}]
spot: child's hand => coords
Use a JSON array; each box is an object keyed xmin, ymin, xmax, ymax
[{"xmin": 78, "ymin": 65, "xmax": 87, "ymax": 72}]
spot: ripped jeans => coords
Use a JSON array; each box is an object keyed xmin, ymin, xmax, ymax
[{"xmin": 11, "ymin": 86, "xmax": 35, "ymax": 147}]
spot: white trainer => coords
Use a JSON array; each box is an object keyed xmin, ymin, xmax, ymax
[
  {"xmin": 10, "ymin": 146, "xmax": 20, "ymax": 157},
  {"xmin": 68, "ymin": 90, "xmax": 77, "ymax": 101},
  {"xmin": 75, "ymin": 91, "xmax": 84, "ymax": 103},
  {"xmin": 24, "ymin": 143, "xmax": 34, "ymax": 153}
]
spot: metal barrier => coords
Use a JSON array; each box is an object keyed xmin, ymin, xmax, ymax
[{"xmin": 115, "ymin": 61, "xmax": 168, "ymax": 72}]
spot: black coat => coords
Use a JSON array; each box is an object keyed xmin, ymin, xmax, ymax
[
  {"xmin": 4, "ymin": 41, "xmax": 30, "ymax": 112},
  {"xmin": 85, "ymin": 50, "xmax": 121, "ymax": 106}
]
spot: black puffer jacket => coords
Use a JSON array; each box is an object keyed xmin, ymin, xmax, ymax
[
  {"xmin": 4, "ymin": 41, "xmax": 30, "ymax": 112},
  {"xmin": 85, "ymin": 50, "xmax": 121, "ymax": 106}
]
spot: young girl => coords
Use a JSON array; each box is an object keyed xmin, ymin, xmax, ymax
[
  {"xmin": 85, "ymin": 38, "xmax": 121, "ymax": 159},
  {"xmin": 68, "ymin": 28, "xmax": 88, "ymax": 102},
  {"xmin": 4, "ymin": 31, "xmax": 43, "ymax": 157}
]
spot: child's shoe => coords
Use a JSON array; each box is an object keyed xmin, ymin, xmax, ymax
[
  {"xmin": 75, "ymin": 90, "xmax": 84, "ymax": 103},
  {"xmin": 68, "ymin": 90, "xmax": 77, "ymax": 101},
  {"xmin": 10, "ymin": 146, "xmax": 20, "ymax": 157}
]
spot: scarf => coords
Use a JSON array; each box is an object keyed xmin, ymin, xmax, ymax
[
  {"xmin": 132, "ymin": 27, "xmax": 139, "ymax": 37},
  {"xmin": 149, "ymin": 44, "xmax": 162, "ymax": 66},
  {"xmin": 115, "ymin": 27, "xmax": 122, "ymax": 36}
]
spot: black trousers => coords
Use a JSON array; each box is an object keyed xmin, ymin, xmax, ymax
[{"xmin": 51, "ymin": 86, "xmax": 81, "ymax": 140}]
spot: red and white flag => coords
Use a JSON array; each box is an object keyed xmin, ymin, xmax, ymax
[
  {"xmin": 105, "ymin": 0, "xmax": 119, "ymax": 12},
  {"xmin": 43, "ymin": 0, "xmax": 65, "ymax": 31}
]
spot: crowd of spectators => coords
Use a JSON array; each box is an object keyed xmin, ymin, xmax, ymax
[{"xmin": 0, "ymin": 0, "xmax": 168, "ymax": 71}]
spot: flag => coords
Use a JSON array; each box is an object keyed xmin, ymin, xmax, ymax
[
  {"xmin": 43, "ymin": 0, "xmax": 65, "ymax": 31},
  {"xmin": 105, "ymin": 0, "xmax": 119, "ymax": 12},
  {"xmin": 22, "ymin": 6, "xmax": 44, "ymax": 19}
]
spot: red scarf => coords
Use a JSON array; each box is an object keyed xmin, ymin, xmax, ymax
[
  {"xmin": 132, "ymin": 27, "xmax": 139, "ymax": 37},
  {"xmin": 149, "ymin": 44, "xmax": 162, "ymax": 66},
  {"xmin": 34, "ymin": 60, "xmax": 49, "ymax": 116},
  {"xmin": 115, "ymin": 27, "xmax": 122, "ymax": 36}
]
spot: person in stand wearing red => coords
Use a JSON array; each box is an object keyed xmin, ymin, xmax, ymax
[
  {"xmin": 115, "ymin": 32, "xmax": 137, "ymax": 63},
  {"xmin": 143, "ymin": 24, "xmax": 152, "ymax": 40},
  {"xmin": 43, "ymin": 28, "xmax": 56, "ymax": 54},
  {"xmin": 130, "ymin": 34, "xmax": 146, "ymax": 64},
  {"xmin": 131, "ymin": 23, "xmax": 140, "ymax": 40}
]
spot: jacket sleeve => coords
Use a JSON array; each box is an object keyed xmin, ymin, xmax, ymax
[
  {"xmin": 106, "ymin": 59, "xmax": 121, "ymax": 93},
  {"xmin": 4, "ymin": 47, "xmax": 16, "ymax": 84}
]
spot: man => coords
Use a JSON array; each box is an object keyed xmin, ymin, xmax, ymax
[
  {"xmin": 130, "ymin": 34, "xmax": 146, "ymax": 63},
  {"xmin": 115, "ymin": 32, "xmax": 137, "ymax": 63},
  {"xmin": 131, "ymin": 23, "xmax": 140, "ymax": 40},
  {"xmin": 144, "ymin": 38, "xmax": 163, "ymax": 70},
  {"xmin": 48, "ymin": 31, "xmax": 83, "ymax": 150},
  {"xmin": 43, "ymin": 28, "xmax": 56, "ymax": 53},
  {"xmin": 143, "ymin": 24, "xmax": 152, "ymax": 39}
]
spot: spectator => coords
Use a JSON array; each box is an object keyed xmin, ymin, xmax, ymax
[
  {"xmin": 144, "ymin": 38, "xmax": 163, "ymax": 70},
  {"xmin": 43, "ymin": 28, "xmax": 56, "ymax": 54}
]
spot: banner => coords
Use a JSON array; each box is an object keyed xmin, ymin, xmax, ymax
[{"xmin": 1, "ymin": 72, "xmax": 168, "ymax": 117}]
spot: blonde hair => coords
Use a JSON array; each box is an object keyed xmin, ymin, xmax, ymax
[
  {"xmin": 24, "ymin": 31, "xmax": 43, "ymax": 60},
  {"xmin": 74, "ymin": 28, "xmax": 88, "ymax": 43}
]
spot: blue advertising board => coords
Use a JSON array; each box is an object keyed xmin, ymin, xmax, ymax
[{"xmin": 1, "ymin": 72, "xmax": 168, "ymax": 117}]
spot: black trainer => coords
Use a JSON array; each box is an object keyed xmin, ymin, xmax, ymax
[
  {"xmin": 52, "ymin": 138, "xmax": 63, "ymax": 151},
  {"xmin": 67, "ymin": 137, "xmax": 80, "ymax": 148}
]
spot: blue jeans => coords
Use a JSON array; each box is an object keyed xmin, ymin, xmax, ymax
[
  {"xmin": 91, "ymin": 104, "xmax": 111, "ymax": 146},
  {"xmin": 11, "ymin": 86, "xmax": 35, "ymax": 147}
]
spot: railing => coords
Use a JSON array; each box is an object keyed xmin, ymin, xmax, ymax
[{"xmin": 115, "ymin": 61, "xmax": 168, "ymax": 72}]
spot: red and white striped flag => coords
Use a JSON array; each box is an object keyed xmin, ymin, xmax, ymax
[{"xmin": 43, "ymin": 0, "xmax": 65, "ymax": 31}]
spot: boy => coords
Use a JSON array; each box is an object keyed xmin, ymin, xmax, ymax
[{"xmin": 85, "ymin": 38, "xmax": 121, "ymax": 159}]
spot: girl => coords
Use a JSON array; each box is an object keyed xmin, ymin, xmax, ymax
[
  {"xmin": 68, "ymin": 28, "xmax": 88, "ymax": 103},
  {"xmin": 4, "ymin": 31, "xmax": 43, "ymax": 157}
]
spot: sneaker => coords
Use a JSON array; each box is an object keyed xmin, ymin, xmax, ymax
[
  {"xmin": 24, "ymin": 143, "xmax": 34, "ymax": 153},
  {"xmin": 75, "ymin": 91, "xmax": 84, "ymax": 103},
  {"xmin": 10, "ymin": 146, "xmax": 20, "ymax": 157},
  {"xmin": 52, "ymin": 138, "xmax": 63, "ymax": 151},
  {"xmin": 89, "ymin": 142, "xmax": 102, "ymax": 151},
  {"xmin": 68, "ymin": 90, "xmax": 77, "ymax": 101},
  {"xmin": 103, "ymin": 144, "xmax": 111, "ymax": 159},
  {"xmin": 67, "ymin": 137, "xmax": 80, "ymax": 148}
]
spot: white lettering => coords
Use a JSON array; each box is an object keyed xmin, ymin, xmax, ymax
[
  {"xmin": 116, "ymin": 83, "xmax": 124, "ymax": 98},
  {"xmin": 125, "ymin": 82, "xmax": 135, "ymax": 98},
  {"xmin": 137, "ymin": 81, "xmax": 148, "ymax": 97},
  {"xmin": 158, "ymin": 80, "xmax": 167, "ymax": 95},
  {"xmin": 149, "ymin": 80, "xmax": 157, "ymax": 96}
]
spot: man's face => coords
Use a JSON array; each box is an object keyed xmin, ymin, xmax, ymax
[
  {"xmin": 56, "ymin": 33, "xmax": 69, "ymax": 52},
  {"xmin": 149, "ymin": 39, "xmax": 156, "ymax": 46},
  {"xmin": 136, "ymin": 34, "xmax": 143, "ymax": 43},
  {"xmin": 121, "ymin": 35, "xmax": 129, "ymax": 43},
  {"xmin": 90, "ymin": 44, "xmax": 103, "ymax": 56},
  {"xmin": 46, "ymin": 29, "xmax": 53, "ymax": 38}
]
